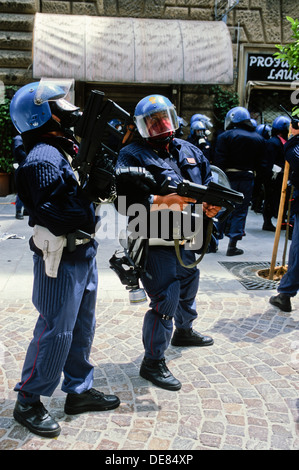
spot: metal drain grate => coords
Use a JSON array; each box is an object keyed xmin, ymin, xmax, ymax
[{"xmin": 218, "ymin": 261, "xmax": 280, "ymax": 290}]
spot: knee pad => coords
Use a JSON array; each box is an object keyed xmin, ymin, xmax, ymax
[
  {"xmin": 41, "ymin": 331, "xmax": 73, "ymax": 381},
  {"xmin": 151, "ymin": 309, "xmax": 173, "ymax": 321}
]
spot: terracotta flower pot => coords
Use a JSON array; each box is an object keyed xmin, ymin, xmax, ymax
[{"xmin": 0, "ymin": 173, "xmax": 11, "ymax": 196}]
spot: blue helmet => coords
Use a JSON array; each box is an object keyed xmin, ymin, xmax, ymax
[
  {"xmin": 190, "ymin": 113, "xmax": 213, "ymax": 128},
  {"xmin": 177, "ymin": 116, "xmax": 188, "ymax": 128},
  {"xmin": 190, "ymin": 120, "xmax": 206, "ymax": 136},
  {"xmin": 175, "ymin": 116, "xmax": 188, "ymax": 137},
  {"xmin": 109, "ymin": 118, "xmax": 123, "ymax": 130},
  {"xmin": 10, "ymin": 80, "xmax": 76, "ymax": 134},
  {"xmin": 224, "ymin": 106, "xmax": 251, "ymax": 130},
  {"xmin": 134, "ymin": 94, "xmax": 178, "ymax": 139},
  {"xmin": 272, "ymin": 115, "xmax": 291, "ymax": 132},
  {"xmin": 256, "ymin": 124, "xmax": 271, "ymax": 139}
]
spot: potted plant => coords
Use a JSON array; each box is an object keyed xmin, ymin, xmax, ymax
[{"xmin": 0, "ymin": 85, "xmax": 17, "ymax": 196}]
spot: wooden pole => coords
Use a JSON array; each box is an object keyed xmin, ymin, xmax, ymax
[{"xmin": 269, "ymin": 161, "xmax": 290, "ymax": 280}]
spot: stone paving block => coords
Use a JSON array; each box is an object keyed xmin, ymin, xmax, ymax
[{"xmin": 0, "ymin": 202, "xmax": 299, "ymax": 450}]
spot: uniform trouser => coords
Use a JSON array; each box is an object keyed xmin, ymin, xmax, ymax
[
  {"xmin": 217, "ymin": 174, "xmax": 254, "ymax": 242},
  {"xmin": 278, "ymin": 213, "xmax": 299, "ymax": 297},
  {"xmin": 15, "ymin": 194, "xmax": 24, "ymax": 213},
  {"xmin": 15, "ymin": 253, "xmax": 98, "ymax": 404},
  {"xmin": 140, "ymin": 246, "xmax": 199, "ymax": 360}
]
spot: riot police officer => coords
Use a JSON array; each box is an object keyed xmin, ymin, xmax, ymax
[
  {"xmin": 270, "ymin": 121, "xmax": 299, "ymax": 311},
  {"xmin": 256, "ymin": 124, "xmax": 272, "ymax": 140},
  {"xmin": 9, "ymin": 81, "xmax": 120, "ymax": 438},
  {"xmin": 187, "ymin": 119, "xmax": 211, "ymax": 160},
  {"xmin": 115, "ymin": 95, "xmax": 220, "ymax": 391},
  {"xmin": 262, "ymin": 116, "xmax": 291, "ymax": 231},
  {"xmin": 251, "ymin": 124, "xmax": 272, "ymax": 215},
  {"xmin": 213, "ymin": 106, "xmax": 265, "ymax": 255}
]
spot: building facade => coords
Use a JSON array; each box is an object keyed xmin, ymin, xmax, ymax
[{"xmin": 1, "ymin": 0, "xmax": 299, "ymax": 133}]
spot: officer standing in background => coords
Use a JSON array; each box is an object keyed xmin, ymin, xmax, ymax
[
  {"xmin": 262, "ymin": 116, "xmax": 291, "ymax": 231},
  {"xmin": 251, "ymin": 123, "xmax": 272, "ymax": 216},
  {"xmin": 175, "ymin": 116, "xmax": 188, "ymax": 138},
  {"xmin": 187, "ymin": 119, "xmax": 211, "ymax": 161},
  {"xmin": 115, "ymin": 94, "xmax": 220, "ymax": 391},
  {"xmin": 12, "ymin": 134, "xmax": 27, "ymax": 219},
  {"xmin": 270, "ymin": 121, "xmax": 299, "ymax": 312},
  {"xmin": 213, "ymin": 106, "xmax": 266, "ymax": 256},
  {"xmin": 9, "ymin": 81, "xmax": 120, "ymax": 438}
]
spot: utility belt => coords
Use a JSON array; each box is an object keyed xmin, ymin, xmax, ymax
[{"xmin": 33, "ymin": 225, "xmax": 95, "ymax": 278}]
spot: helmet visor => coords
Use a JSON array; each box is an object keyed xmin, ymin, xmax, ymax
[
  {"xmin": 210, "ymin": 165, "xmax": 231, "ymax": 188},
  {"xmin": 34, "ymin": 78, "xmax": 75, "ymax": 106},
  {"xmin": 135, "ymin": 107, "xmax": 178, "ymax": 138}
]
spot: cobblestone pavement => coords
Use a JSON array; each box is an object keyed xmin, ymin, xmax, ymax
[{"xmin": 0, "ymin": 196, "xmax": 298, "ymax": 451}]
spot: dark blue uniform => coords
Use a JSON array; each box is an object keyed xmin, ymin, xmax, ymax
[
  {"xmin": 278, "ymin": 135, "xmax": 299, "ymax": 297},
  {"xmin": 187, "ymin": 135, "xmax": 211, "ymax": 161},
  {"xmin": 12, "ymin": 135, "xmax": 27, "ymax": 216},
  {"xmin": 14, "ymin": 136, "xmax": 99, "ymax": 404},
  {"xmin": 263, "ymin": 135, "xmax": 286, "ymax": 221},
  {"xmin": 116, "ymin": 138, "xmax": 212, "ymax": 360},
  {"xmin": 213, "ymin": 127, "xmax": 265, "ymax": 241}
]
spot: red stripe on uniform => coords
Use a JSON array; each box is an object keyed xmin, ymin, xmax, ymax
[{"xmin": 19, "ymin": 324, "xmax": 47, "ymax": 392}]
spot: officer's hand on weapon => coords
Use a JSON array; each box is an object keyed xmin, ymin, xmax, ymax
[
  {"xmin": 202, "ymin": 202, "xmax": 221, "ymax": 218},
  {"xmin": 115, "ymin": 167, "xmax": 157, "ymax": 194},
  {"xmin": 83, "ymin": 164, "xmax": 114, "ymax": 202},
  {"xmin": 151, "ymin": 193, "xmax": 196, "ymax": 211}
]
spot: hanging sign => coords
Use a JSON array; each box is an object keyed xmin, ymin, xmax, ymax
[{"xmin": 246, "ymin": 52, "xmax": 299, "ymax": 82}]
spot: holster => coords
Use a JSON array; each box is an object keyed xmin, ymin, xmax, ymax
[{"xmin": 33, "ymin": 225, "xmax": 67, "ymax": 278}]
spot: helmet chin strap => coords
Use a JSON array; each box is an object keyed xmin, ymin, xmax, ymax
[{"xmin": 146, "ymin": 131, "xmax": 175, "ymax": 150}]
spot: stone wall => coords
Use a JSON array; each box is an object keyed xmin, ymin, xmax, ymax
[
  {"xmin": 1, "ymin": 0, "xmax": 299, "ymax": 86},
  {"xmin": 1, "ymin": 0, "xmax": 299, "ymax": 125},
  {"xmin": 0, "ymin": 0, "xmax": 37, "ymax": 85}
]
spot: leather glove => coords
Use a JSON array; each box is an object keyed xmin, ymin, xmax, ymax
[
  {"xmin": 83, "ymin": 166, "xmax": 114, "ymax": 202},
  {"xmin": 115, "ymin": 167, "xmax": 157, "ymax": 194}
]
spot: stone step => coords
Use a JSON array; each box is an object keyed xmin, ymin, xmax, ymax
[
  {"xmin": 0, "ymin": 66, "xmax": 33, "ymax": 85},
  {"xmin": 0, "ymin": 13, "xmax": 35, "ymax": 32},
  {"xmin": 0, "ymin": 31, "xmax": 32, "ymax": 50},
  {"xmin": 0, "ymin": 0, "xmax": 37, "ymax": 14},
  {"xmin": 0, "ymin": 49, "xmax": 32, "ymax": 68}
]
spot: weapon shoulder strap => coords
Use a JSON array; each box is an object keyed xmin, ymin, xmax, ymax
[{"xmin": 174, "ymin": 217, "xmax": 213, "ymax": 268}]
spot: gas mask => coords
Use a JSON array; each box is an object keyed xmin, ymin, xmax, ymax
[{"xmin": 49, "ymin": 99, "xmax": 82, "ymax": 131}]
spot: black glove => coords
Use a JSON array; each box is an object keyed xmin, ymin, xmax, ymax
[
  {"xmin": 83, "ymin": 166, "xmax": 114, "ymax": 202},
  {"xmin": 115, "ymin": 167, "xmax": 157, "ymax": 194}
]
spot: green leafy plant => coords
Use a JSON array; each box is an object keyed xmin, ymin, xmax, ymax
[
  {"xmin": 274, "ymin": 16, "xmax": 299, "ymax": 73},
  {"xmin": 0, "ymin": 86, "xmax": 17, "ymax": 174},
  {"xmin": 210, "ymin": 85, "xmax": 239, "ymax": 130},
  {"xmin": 274, "ymin": 16, "xmax": 299, "ymax": 116}
]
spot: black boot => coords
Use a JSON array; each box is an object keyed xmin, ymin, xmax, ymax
[
  {"xmin": 262, "ymin": 218, "xmax": 276, "ymax": 231},
  {"xmin": 226, "ymin": 240, "xmax": 244, "ymax": 256},
  {"xmin": 269, "ymin": 293, "xmax": 292, "ymax": 312},
  {"xmin": 64, "ymin": 388, "xmax": 120, "ymax": 415},
  {"xmin": 171, "ymin": 328, "xmax": 214, "ymax": 347},
  {"xmin": 140, "ymin": 357, "xmax": 181, "ymax": 391},
  {"xmin": 13, "ymin": 400, "xmax": 61, "ymax": 438},
  {"xmin": 15, "ymin": 211, "xmax": 24, "ymax": 220}
]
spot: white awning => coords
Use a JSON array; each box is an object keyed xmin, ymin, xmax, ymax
[{"xmin": 33, "ymin": 13, "xmax": 233, "ymax": 85}]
